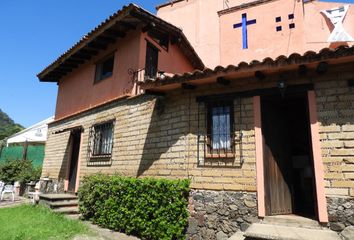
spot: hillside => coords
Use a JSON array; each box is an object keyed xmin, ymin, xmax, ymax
[{"xmin": 0, "ymin": 109, "xmax": 24, "ymax": 141}]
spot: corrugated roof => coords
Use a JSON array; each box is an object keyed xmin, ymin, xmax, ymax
[
  {"xmin": 37, "ymin": 3, "xmax": 204, "ymax": 82},
  {"xmin": 140, "ymin": 45, "xmax": 354, "ymax": 89}
]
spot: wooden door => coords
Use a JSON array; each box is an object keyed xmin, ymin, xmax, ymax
[
  {"xmin": 262, "ymin": 97, "xmax": 293, "ymax": 215},
  {"xmin": 68, "ymin": 130, "xmax": 81, "ymax": 193}
]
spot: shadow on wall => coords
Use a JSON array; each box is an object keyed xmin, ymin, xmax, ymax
[
  {"xmin": 136, "ymin": 93, "xmax": 186, "ymax": 177},
  {"xmin": 135, "ymin": 90, "xmax": 254, "ymax": 178}
]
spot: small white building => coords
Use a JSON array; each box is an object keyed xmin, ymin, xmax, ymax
[{"xmin": 6, "ymin": 117, "xmax": 54, "ymax": 146}]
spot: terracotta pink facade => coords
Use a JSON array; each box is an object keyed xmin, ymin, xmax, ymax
[
  {"xmin": 157, "ymin": 0, "xmax": 354, "ymax": 67},
  {"xmin": 55, "ymin": 29, "xmax": 194, "ymax": 120}
]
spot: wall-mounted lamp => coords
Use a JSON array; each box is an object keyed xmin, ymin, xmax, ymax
[{"xmin": 277, "ymin": 78, "xmax": 287, "ymax": 98}]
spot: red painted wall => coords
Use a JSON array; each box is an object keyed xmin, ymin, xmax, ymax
[{"xmin": 54, "ymin": 28, "xmax": 194, "ymax": 120}]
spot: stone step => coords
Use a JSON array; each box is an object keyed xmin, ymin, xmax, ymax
[
  {"xmin": 244, "ymin": 223, "xmax": 341, "ymax": 240},
  {"xmin": 53, "ymin": 206, "xmax": 79, "ymax": 215},
  {"xmin": 48, "ymin": 200, "xmax": 79, "ymax": 209},
  {"xmin": 39, "ymin": 194, "xmax": 77, "ymax": 201},
  {"xmin": 262, "ymin": 215, "xmax": 322, "ymax": 229}
]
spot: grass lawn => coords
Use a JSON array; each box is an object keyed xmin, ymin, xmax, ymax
[{"xmin": 0, "ymin": 205, "xmax": 90, "ymax": 240}]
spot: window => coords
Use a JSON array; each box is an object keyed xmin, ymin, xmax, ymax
[
  {"xmin": 95, "ymin": 54, "xmax": 115, "ymax": 83},
  {"xmin": 276, "ymin": 26, "xmax": 282, "ymax": 32},
  {"xmin": 288, "ymin": 14, "xmax": 294, "ymax": 20},
  {"xmin": 289, "ymin": 23, "xmax": 295, "ymax": 29},
  {"xmin": 275, "ymin": 16, "xmax": 282, "ymax": 22},
  {"xmin": 89, "ymin": 121, "xmax": 114, "ymax": 158},
  {"xmin": 145, "ymin": 41, "xmax": 159, "ymax": 79},
  {"xmin": 206, "ymin": 102, "xmax": 234, "ymax": 157}
]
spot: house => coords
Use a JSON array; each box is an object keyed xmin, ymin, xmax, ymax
[
  {"xmin": 0, "ymin": 116, "xmax": 54, "ymax": 167},
  {"xmin": 39, "ymin": 1, "xmax": 354, "ymax": 239}
]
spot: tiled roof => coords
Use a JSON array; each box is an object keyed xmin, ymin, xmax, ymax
[
  {"xmin": 140, "ymin": 45, "xmax": 354, "ymax": 89},
  {"xmin": 37, "ymin": 3, "xmax": 204, "ymax": 82}
]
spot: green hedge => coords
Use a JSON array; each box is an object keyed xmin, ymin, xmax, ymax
[{"xmin": 78, "ymin": 174, "xmax": 190, "ymax": 240}]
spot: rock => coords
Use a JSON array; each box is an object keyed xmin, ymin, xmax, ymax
[
  {"xmin": 244, "ymin": 216, "xmax": 258, "ymax": 223},
  {"xmin": 236, "ymin": 217, "xmax": 244, "ymax": 223},
  {"xmin": 244, "ymin": 199, "xmax": 257, "ymax": 208},
  {"xmin": 342, "ymin": 226, "xmax": 354, "ymax": 240},
  {"xmin": 202, "ymin": 229, "xmax": 216, "ymax": 240},
  {"xmin": 188, "ymin": 218, "xmax": 199, "ymax": 235},
  {"xmin": 206, "ymin": 205, "xmax": 217, "ymax": 214},
  {"xmin": 230, "ymin": 205, "xmax": 238, "ymax": 211},
  {"xmin": 348, "ymin": 216, "xmax": 354, "ymax": 225},
  {"xmin": 216, "ymin": 231, "xmax": 228, "ymax": 240},
  {"xmin": 193, "ymin": 193, "xmax": 204, "ymax": 201},
  {"xmin": 214, "ymin": 195, "xmax": 223, "ymax": 204},
  {"xmin": 343, "ymin": 202, "xmax": 352, "ymax": 209},
  {"xmin": 217, "ymin": 208, "xmax": 230, "ymax": 216},
  {"xmin": 338, "ymin": 206, "xmax": 344, "ymax": 211},
  {"xmin": 330, "ymin": 222, "xmax": 346, "ymax": 231},
  {"xmin": 240, "ymin": 223, "xmax": 250, "ymax": 232}
]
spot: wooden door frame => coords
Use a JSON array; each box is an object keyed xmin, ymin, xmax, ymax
[
  {"xmin": 253, "ymin": 91, "xmax": 328, "ymax": 223},
  {"xmin": 64, "ymin": 129, "xmax": 83, "ymax": 193}
]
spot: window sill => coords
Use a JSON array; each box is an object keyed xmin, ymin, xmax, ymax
[
  {"xmin": 205, "ymin": 153, "xmax": 235, "ymax": 159},
  {"xmin": 90, "ymin": 155, "xmax": 112, "ymax": 161}
]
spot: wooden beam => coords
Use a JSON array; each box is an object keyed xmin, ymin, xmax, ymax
[
  {"xmin": 88, "ymin": 41, "xmax": 107, "ymax": 50},
  {"xmin": 217, "ymin": 77, "xmax": 231, "ymax": 86},
  {"xmin": 66, "ymin": 59, "xmax": 85, "ymax": 64},
  {"xmin": 97, "ymin": 35, "xmax": 117, "ymax": 44},
  {"xmin": 104, "ymin": 29, "xmax": 126, "ymax": 38},
  {"xmin": 119, "ymin": 21, "xmax": 136, "ymax": 31}
]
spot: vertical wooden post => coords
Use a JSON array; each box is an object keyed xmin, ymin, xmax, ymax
[
  {"xmin": 253, "ymin": 96, "xmax": 265, "ymax": 218},
  {"xmin": 308, "ymin": 90, "xmax": 328, "ymax": 223},
  {"xmin": 74, "ymin": 131, "xmax": 84, "ymax": 193}
]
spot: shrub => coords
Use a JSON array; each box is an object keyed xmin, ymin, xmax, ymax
[
  {"xmin": 0, "ymin": 159, "xmax": 42, "ymax": 184},
  {"xmin": 78, "ymin": 174, "xmax": 191, "ymax": 240}
]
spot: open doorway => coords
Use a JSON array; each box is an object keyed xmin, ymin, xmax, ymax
[
  {"xmin": 261, "ymin": 92, "xmax": 316, "ymax": 218},
  {"xmin": 67, "ymin": 130, "xmax": 81, "ymax": 193}
]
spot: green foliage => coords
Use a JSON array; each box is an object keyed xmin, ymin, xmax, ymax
[
  {"xmin": 0, "ymin": 205, "xmax": 90, "ymax": 240},
  {"xmin": 0, "ymin": 159, "xmax": 42, "ymax": 184},
  {"xmin": 78, "ymin": 174, "xmax": 191, "ymax": 240},
  {"xmin": 0, "ymin": 109, "xmax": 24, "ymax": 141}
]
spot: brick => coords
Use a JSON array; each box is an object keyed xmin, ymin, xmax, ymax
[
  {"xmin": 223, "ymin": 184, "xmax": 243, "ymax": 191},
  {"xmin": 331, "ymin": 181, "xmax": 354, "ymax": 188},
  {"xmin": 320, "ymin": 125, "xmax": 341, "ymax": 133},
  {"xmin": 325, "ymin": 188, "xmax": 349, "ymax": 196},
  {"xmin": 342, "ymin": 125, "xmax": 354, "ymax": 132},
  {"xmin": 202, "ymin": 183, "xmax": 223, "ymax": 190},
  {"xmin": 350, "ymin": 189, "xmax": 354, "ymax": 197},
  {"xmin": 328, "ymin": 132, "xmax": 354, "ymax": 140},
  {"xmin": 324, "ymin": 173, "xmax": 344, "ymax": 179},
  {"xmin": 321, "ymin": 140, "xmax": 343, "ymax": 148},
  {"xmin": 331, "ymin": 149, "xmax": 354, "ymax": 156},
  {"xmin": 344, "ymin": 141, "xmax": 354, "ymax": 148},
  {"xmin": 344, "ymin": 173, "xmax": 354, "ymax": 179}
]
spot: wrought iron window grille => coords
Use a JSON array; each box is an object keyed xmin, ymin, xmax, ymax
[
  {"xmin": 197, "ymin": 98, "xmax": 244, "ymax": 167},
  {"xmin": 87, "ymin": 120, "xmax": 115, "ymax": 166}
]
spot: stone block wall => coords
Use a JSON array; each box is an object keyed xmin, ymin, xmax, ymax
[
  {"xmin": 316, "ymin": 80, "xmax": 354, "ymax": 198},
  {"xmin": 187, "ymin": 190, "xmax": 258, "ymax": 239},
  {"xmin": 43, "ymin": 83, "xmax": 257, "ymax": 192}
]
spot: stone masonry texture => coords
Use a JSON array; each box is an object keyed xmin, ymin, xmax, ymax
[{"xmin": 42, "ymin": 68, "xmax": 354, "ymax": 239}]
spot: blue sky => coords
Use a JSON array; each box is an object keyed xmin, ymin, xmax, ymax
[{"xmin": 0, "ymin": 0, "xmax": 163, "ymax": 127}]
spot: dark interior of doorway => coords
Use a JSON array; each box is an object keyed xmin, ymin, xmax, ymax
[{"xmin": 262, "ymin": 92, "xmax": 316, "ymax": 218}]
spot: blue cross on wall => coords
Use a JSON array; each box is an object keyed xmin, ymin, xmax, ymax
[{"xmin": 233, "ymin": 13, "xmax": 257, "ymax": 49}]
